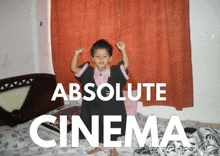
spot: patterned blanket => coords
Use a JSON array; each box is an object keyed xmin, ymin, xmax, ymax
[{"xmin": 134, "ymin": 127, "xmax": 220, "ymax": 156}]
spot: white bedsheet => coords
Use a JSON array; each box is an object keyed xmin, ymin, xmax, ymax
[{"xmin": 0, "ymin": 109, "xmax": 198, "ymax": 156}]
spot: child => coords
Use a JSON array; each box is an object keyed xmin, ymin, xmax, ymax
[{"xmin": 71, "ymin": 39, "xmax": 129, "ymax": 156}]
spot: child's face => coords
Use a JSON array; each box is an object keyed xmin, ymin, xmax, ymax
[{"xmin": 92, "ymin": 48, "xmax": 112, "ymax": 70}]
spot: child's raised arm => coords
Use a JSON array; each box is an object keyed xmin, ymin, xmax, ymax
[
  {"xmin": 116, "ymin": 41, "xmax": 129, "ymax": 70},
  {"xmin": 71, "ymin": 48, "xmax": 84, "ymax": 74}
]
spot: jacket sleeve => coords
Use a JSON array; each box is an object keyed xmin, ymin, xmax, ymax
[
  {"xmin": 74, "ymin": 61, "xmax": 91, "ymax": 83},
  {"xmin": 114, "ymin": 61, "xmax": 129, "ymax": 88}
]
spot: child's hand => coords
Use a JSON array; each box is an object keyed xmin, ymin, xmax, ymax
[
  {"xmin": 116, "ymin": 41, "xmax": 125, "ymax": 51},
  {"xmin": 75, "ymin": 48, "xmax": 84, "ymax": 56}
]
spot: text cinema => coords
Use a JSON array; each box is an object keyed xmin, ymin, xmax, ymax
[{"xmin": 30, "ymin": 115, "xmax": 189, "ymax": 148}]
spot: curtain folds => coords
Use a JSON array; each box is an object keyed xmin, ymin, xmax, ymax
[
  {"xmin": 51, "ymin": 0, "xmax": 120, "ymax": 96},
  {"xmin": 51, "ymin": 0, "xmax": 193, "ymax": 110}
]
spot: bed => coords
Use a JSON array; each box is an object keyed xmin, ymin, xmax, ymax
[{"xmin": 0, "ymin": 74, "xmax": 220, "ymax": 156}]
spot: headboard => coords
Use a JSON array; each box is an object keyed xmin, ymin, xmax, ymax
[{"xmin": 0, "ymin": 74, "xmax": 63, "ymax": 127}]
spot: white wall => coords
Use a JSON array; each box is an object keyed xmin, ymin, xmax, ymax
[
  {"xmin": 0, "ymin": 0, "xmax": 54, "ymax": 80},
  {"xmin": 0, "ymin": 0, "xmax": 37, "ymax": 79},
  {"xmin": 138, "ymin": 0, "xmax": 220, "ymax": 124},
  {"xmin": 36, "ymin": 0, "xmax": 54, "ymax": 74},
  {"xmin": 0, "ymin": 0, "xmax": 219, "ymax": 123}
]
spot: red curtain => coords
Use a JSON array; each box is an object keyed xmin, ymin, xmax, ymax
[
  {"xmin": 51, "ymin": 0, "xmax": 193, "ymax": 110},
  {"xmin": 51, "ymin": 0, "xmax": 120, "ymax": 93}
]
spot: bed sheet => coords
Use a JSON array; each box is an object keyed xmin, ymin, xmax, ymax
[{"xmin": 0, "ymin": 108, "xmax": 199, "ymax": 156}]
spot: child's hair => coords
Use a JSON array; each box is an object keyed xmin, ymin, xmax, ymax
[{"xmin": 91, "ymin": 39, "xmax": 112, "ymax": 57}]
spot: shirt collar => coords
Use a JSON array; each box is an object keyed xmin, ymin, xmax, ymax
[{"xmin": 94, "ymin": 65, "xmax": 110, "ymax": 78}]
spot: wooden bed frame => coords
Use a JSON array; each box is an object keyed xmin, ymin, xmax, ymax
[{"xmin": 0, "ymin": 74, "xmax": 63, "ymax": 127}]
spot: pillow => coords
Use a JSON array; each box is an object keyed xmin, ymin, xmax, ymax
[
  {"xmin": 123, "ymin": 90, "xmax": 138, "ymax": 115},
  {"xmin": 193, "ymin": 122, "xmax": 220, "ymax": 131},
  {"xmin": 39, "ymin": 106, "xmax": 81, "ymax": 136}
]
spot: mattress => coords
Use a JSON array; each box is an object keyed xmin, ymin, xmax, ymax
[{"xmin": 1, "ymin": 104, "xmax": 212, "ymax": 156}]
